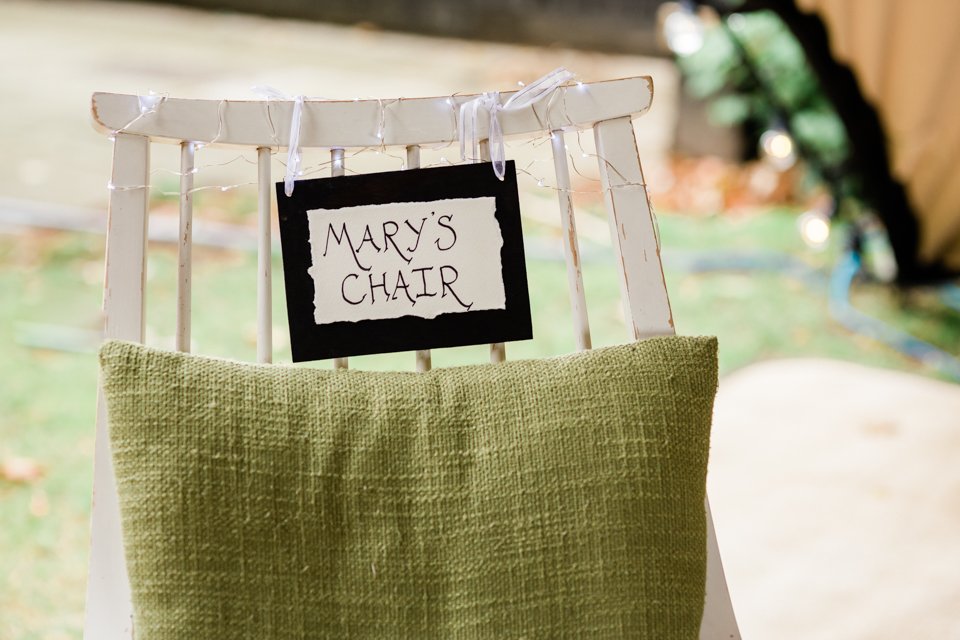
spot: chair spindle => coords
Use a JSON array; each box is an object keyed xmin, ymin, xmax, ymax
[
  {"xmin": 549, "ymin": 130, "xmax": 591, "ymax": 351},
  {"xmin": 176, "ymin": 141, "xmax": 195, "ymax": 353},
  {"xmin": 477, "ymin": 139, "xmax": 506, "ymax": 363},
  {"xmin": 593, "ymin": 117, "xmax": 674, "ymax": 340},
  {"xmin": 330, "ymin": 147, "xmax": 349, "ymax": 370},
  {"xmin": 256, "ymin": 147, "xmax": 273, "ymax": 363},
  {"xmin": 405, "ymin": 144, "xmax": 432, "ymax": 373}
]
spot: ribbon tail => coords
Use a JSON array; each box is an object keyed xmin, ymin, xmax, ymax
[
  {"xmin": 459, "ymin": 100, "xmax": 478, "ymax": 162},
  {"xmin": 490, "ymin": 107, "xmax": 506, "ymax": 180},
  {"xmin": 474, "ymin": 100, "xmax": 484, "ymax": 162},
  {"xmin": 458, "ymin": 100, "xmax": 470, "ymax": 162},
  {"xmin": 284, "ymin": 95, "xmax": 304, "ymax": 196},
  {"xmin": 465, "ymin": 99, "xmax": 484, "ymax": 162},
  {"xmin": 284, "ymin": 143, "xmax": 299, "ymax": 197}
]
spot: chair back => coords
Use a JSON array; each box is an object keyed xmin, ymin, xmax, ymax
[{"xmin": 86, "ymin": 76, "xmax": 740, "ymax": 639}]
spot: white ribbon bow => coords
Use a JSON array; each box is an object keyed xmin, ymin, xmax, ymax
[
  {"xmin": 252, "ymin": 85, "xmax": 305, "ymax": 197},
  {"xmin": 459, "ymin": 67, "xmax": 575, "ymax": 180}
]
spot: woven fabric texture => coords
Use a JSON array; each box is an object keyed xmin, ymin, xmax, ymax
[{"xmin": 99, "ymin": 336, "xmax": 718, "ymax": 640}]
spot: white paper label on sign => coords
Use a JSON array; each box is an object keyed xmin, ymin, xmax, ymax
[{"xmin": 306, "ymin": 197, "xmax": 505, "ymax": 324}]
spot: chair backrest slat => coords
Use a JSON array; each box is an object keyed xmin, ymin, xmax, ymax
[
  {"xmin": 86, "ymin": 130, "xmax": 149, "ymax": 639},
  {"xmin": 103, "ymin": 132, "xmax": 151, "ymax": 343},
  {"xmin": 593, "ymin": 116, "xmax": 674, "ymax": 339},
  {"xmin": 549, "ymin": 129, "xmax": 592, "ymax": 351},
  {"xmin": 90, "ymin": 77, "xmax": 653, "ymax": 149},
  {"xmin": 256, "ymin": 146, "xmax": 273, "ymax": 364},
  {"xmin": 176, "ymin": 141, "xmax": 195, "ymax": 353}
]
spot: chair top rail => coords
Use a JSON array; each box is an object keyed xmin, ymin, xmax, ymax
[{"xmin": 91, "ymin": 76, "xmax": 652, "ymax": 149}]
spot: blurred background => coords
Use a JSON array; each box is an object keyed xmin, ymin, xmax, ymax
[{"xmin": 2, "ymin": 0, "xmax": 959, "ymax": 638}]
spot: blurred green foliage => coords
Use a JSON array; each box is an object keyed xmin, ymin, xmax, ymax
[{"xmin": 678, "ymin": 11, "xmax": 851, "ymax": 182}]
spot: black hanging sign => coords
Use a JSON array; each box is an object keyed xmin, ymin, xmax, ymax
[{"xmin": 276, "ymin": 161, "xmax": 532, "ymax": 362}]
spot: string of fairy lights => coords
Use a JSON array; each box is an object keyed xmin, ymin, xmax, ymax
[
  {"xmin": 108, "ymin": 130, "xmax": 629, "ymax": 198},
  {"xmin": 105, "ymin": 74, "xmax": 649, "ymax": 203}
]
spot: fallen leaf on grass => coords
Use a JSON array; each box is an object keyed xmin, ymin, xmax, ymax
[
  {"xmin": 30, "ymin": 488, "xmax": 50, "ymax": 517},
  {"xmin": 1, "ymin": 457, "xmax": 45, "ymax": 483}
]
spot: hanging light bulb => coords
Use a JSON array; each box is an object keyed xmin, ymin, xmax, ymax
[
  {"xmin": 663, "ymin": 3, "xmax": 705, "ymax": 57},
  {"xmin": 759, "ymin": 127, "xmax": 796, "ymax": 171},
  {"xmin": 798, "ymin": 209, "xmax": 830, "ymax": 249}
]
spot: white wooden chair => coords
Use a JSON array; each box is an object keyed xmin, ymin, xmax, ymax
[{"xmin": 86, "ymin": 76, "xmax": 741, "ymax": 639}]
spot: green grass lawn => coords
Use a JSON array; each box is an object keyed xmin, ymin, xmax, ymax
[{"xmin": 1, "ymin": 207, "xmax": 958, "ymax": 638}]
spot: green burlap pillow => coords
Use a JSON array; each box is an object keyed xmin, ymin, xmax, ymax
[{"xmin": 99, "ymin": 336, "xmax": 717, "ymax": 639}]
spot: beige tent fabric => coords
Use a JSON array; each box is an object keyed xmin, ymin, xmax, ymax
[{"xmin": 796, "ymin": 0, "xmax": 960, "ymax": 271}]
